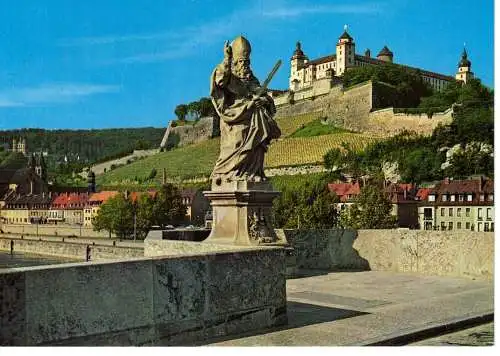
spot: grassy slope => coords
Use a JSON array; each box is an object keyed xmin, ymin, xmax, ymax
[{"xmin": 98, "ymin": 113, "xmax": 379, "ymax": 185}]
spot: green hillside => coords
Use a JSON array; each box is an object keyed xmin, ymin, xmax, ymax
[
  {"xmin": 0, "ymin": 127, "xmax": 165, "ymax": 168},
  {"xmin": 97, "ymin": 127, "xmax": 378, "ymax": 186},
  {"xmin": 97, "ymin": 138, "xmax": 220, "ymax": 185}
]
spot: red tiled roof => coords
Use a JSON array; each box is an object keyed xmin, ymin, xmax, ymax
[
  {"xmin": 416, "ymin": 188, "xmax": 431, "ymax": 201},
  {"xmin": 306, "ymin": 55, "xmax": 336, "ymax": 66},
  {"xmin": 129, "ymin": 190, "xmax": 157, "ymax": 203},
  {"xmin": 422, "ymin": 177, "xmax": 494, "ymax": 206},
  {"xmin": 328, "ymin": 182, "xmax": 361, "ymax": 202},
  {"xmin": 51, "ymin": 193, "xmax": 89, "ymax": 209},
  {"xmin": 434, "ymin": 178, "xmax": 493, "ymax": 194},
  {"xmin": 88, "ymin": 191, "xmax": 119, "ymax": 203}
]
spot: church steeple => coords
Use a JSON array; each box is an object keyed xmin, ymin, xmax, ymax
[{"xmin": 455, "ymin": 45, "xmax": 473, "ymax": 84}]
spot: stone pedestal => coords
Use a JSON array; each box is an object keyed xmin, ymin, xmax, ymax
[{"xmin": 203, "ymin": 180, "xmax": 286, "ymax": 246}]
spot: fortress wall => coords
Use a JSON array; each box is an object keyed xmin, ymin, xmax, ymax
[
  {"xmin": 367, "ymin": 107, "xmax": 453, "ymax": 137},
  {"xmin": 166, "ymin": 116, "xmax": 219, "ymax": 149},
  {"xmin": 275, "ymin": 85, "xmax": 343, "ymax": 119},
  {"xmin": 274, "ymin": 81, "xmax": 452, "ymax": 137}
]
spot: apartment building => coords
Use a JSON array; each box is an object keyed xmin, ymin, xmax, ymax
[{"xmin": 417, "ymin": 177, "xmax": 494, "ymax": 231}]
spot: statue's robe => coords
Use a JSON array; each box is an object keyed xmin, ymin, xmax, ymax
[{"xmin": 210, "ymin": 63, "xmax": 281, "ymax": 181}]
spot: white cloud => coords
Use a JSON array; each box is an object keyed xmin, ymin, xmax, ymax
[
  {"xmin": 0, "ymin": 83, "xmax": 120, "ymax": 107},
  {"xmin": 262, "ymin": 3, "xmax": 382, "ymax": 18},
  {"xmin": 59, "ymin": 1, "xmax": 385, "ymax": 64}
]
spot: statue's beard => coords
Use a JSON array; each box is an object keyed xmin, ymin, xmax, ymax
[{"xmin": 233, "ymin": 65, "xmax": 252, "ymax": 81}]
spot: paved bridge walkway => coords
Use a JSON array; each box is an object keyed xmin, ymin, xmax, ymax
[{"xmin": 208, "ymin": 271, "xmax": 493, "ymax": 346}]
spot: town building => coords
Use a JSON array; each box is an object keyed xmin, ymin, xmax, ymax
[
  {"xmin": 0, "ymin": 192, "xmax": 52, "ymax": 224},
  {"xmin": 289, "ymin": 26, "xmax": 471, "ymax": 93},
  {"xmin": 417, "ymin": 177, "xmax": 494, "ymax": 232},
  {"xmin": 83, "ymin": 191, "xmax": 119, "ymax": 227},
  {"xmin": 328, "ymin": 181, "xmax": 418, "ymax": 228},
  {"xmin": 49, "ymin": 193, "xmax": 89, "ymax": 225}
]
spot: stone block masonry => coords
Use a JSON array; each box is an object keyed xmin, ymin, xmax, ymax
[
  {"xmin": 0, "ymin": 247, "xmax": 287, "ymax": 346},
  {"xmin": 162, "ymin": 116, "xmax": 220, "ymax": 149},
  {"xmin": 0, "ymin": 236, "xmax": 143, "ymax": 261},
  {"xmin": 282, "ymin": 229, "xmax": 493, "ymax": 280},
  {"xmin": 1, "ymin": 224, "xmax": 116, "ymax": 238},
  {"xmin": 274, "ymin": 81, "xmax": 452, "ymax": 137}
]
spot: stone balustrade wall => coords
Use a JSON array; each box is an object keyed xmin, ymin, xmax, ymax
[{"xmin": 0, "ymin": 247, "xmax": 286, "ymax": 346}]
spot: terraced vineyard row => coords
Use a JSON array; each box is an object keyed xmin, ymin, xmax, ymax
[
  {"xmin": 97, "ymin": 130, "xmax": 379, "ymax": 185},
  {"xmin": 97, "ymin": 138, "xmax": 220, "ymax": 185},
  {"xmin": 265, "ymin": 133, "xmax": 378, "ymax": 167},
  {"xmin": 275, "ymin": 111, "xmax": 323, "ymax": 137}
]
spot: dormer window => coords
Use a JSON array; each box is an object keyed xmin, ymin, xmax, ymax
[
  {"xmin": 458, "ymin": 195, "xmax": 464, "ymax": 202},
  {"xmin": 442, "ymin": 194, "xmax": 447, "ymax": 202},
  {"xmin": 450, "ymin": 195, "xmax": 455, "ymax": 202},
  {"xmin": 467, "ymin": 194, "xmax": 473, "ymax": 202},
  {"xmin": 480, "ymin": 194, "xmax": 485, "ymax": 202},
  {"xmin": 428, "ymin": 194, "xmax": 435, "ymax": 202},
  {"xmin": 488, "ymin": 194, "xmax": 494, "ymax": 201}
]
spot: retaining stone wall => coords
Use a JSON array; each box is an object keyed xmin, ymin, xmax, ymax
[
  {"xmin": 1, "ymin": 224, "xmax": 115, "ymax": 238},
  {"xmin": 0, "ymin": 236, "xmax": 143, "ymax": 261}
]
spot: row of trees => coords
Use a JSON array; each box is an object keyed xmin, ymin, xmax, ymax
[
  {"xmin": 271, "ymin": 174, "xmax": 396, "ymax": 229},
  {"xmin": 93, "ymin": 184, "xmax": 186, "ymax": 239},
  {"xmin": 174, "ymin": 97, "xmax": 216, "ymax": 122}
]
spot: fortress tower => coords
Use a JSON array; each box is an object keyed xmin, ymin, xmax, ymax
[
  {"xmin": 335, "ymin": 25, "xmax": 355, "ymax": 76},
  {"xmin": 377, "ymin": 46, "xmax": 394, "ymax": 63},
  {"xmin": 456, "ymin": 47, "xmax": 473, "ymax": 84},
  {"xmin": 290, "ymin": 41, "xmax": 308, "ymax": 91}
]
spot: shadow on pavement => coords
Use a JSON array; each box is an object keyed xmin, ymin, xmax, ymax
[{"xmin": 200, "ymin": 301, "xmax": 368, "ymax": 346}]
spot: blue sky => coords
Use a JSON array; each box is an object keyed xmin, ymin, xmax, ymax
[{"xmin": 0, "ymin": 0, "xmax": 494, "ymax": 130}]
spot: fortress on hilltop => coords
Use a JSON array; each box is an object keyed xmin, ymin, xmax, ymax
[
  {"xmin": 286, "ymin": 26, "xmax": 473, "ymax": 94},
  {"xmin": 160, "ymin": 27, "xmax": 475, "ymax": 148}
]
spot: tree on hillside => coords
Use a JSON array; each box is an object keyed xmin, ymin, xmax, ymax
[
  {"xmin": 174, "ymin": 104, "xmax": 188, "ymax": 121},
  {"xmin": 93, "ymin": 194, "xmax": 134, "ymax": 238},
  {"xmin": 152, "ymin": 184, "xmax": 187, "ymax": 227},
  {"xmin": 323, "ymin": 142, "xmax": 366, "ymax": 182},
  {"xmin": 187, "ymin": 101, "xmax": 202, "ymax": 121},
  {"xmin": 339, "ymin": 185, "xmax": 397, "ymax": 229},
  {"xmin": 199, "ymin": 97, "xmax": 216, "ymax": 117},
  {"xmin": 342, "ymin": 64, "xmax": 433, "ymax": 107}
]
